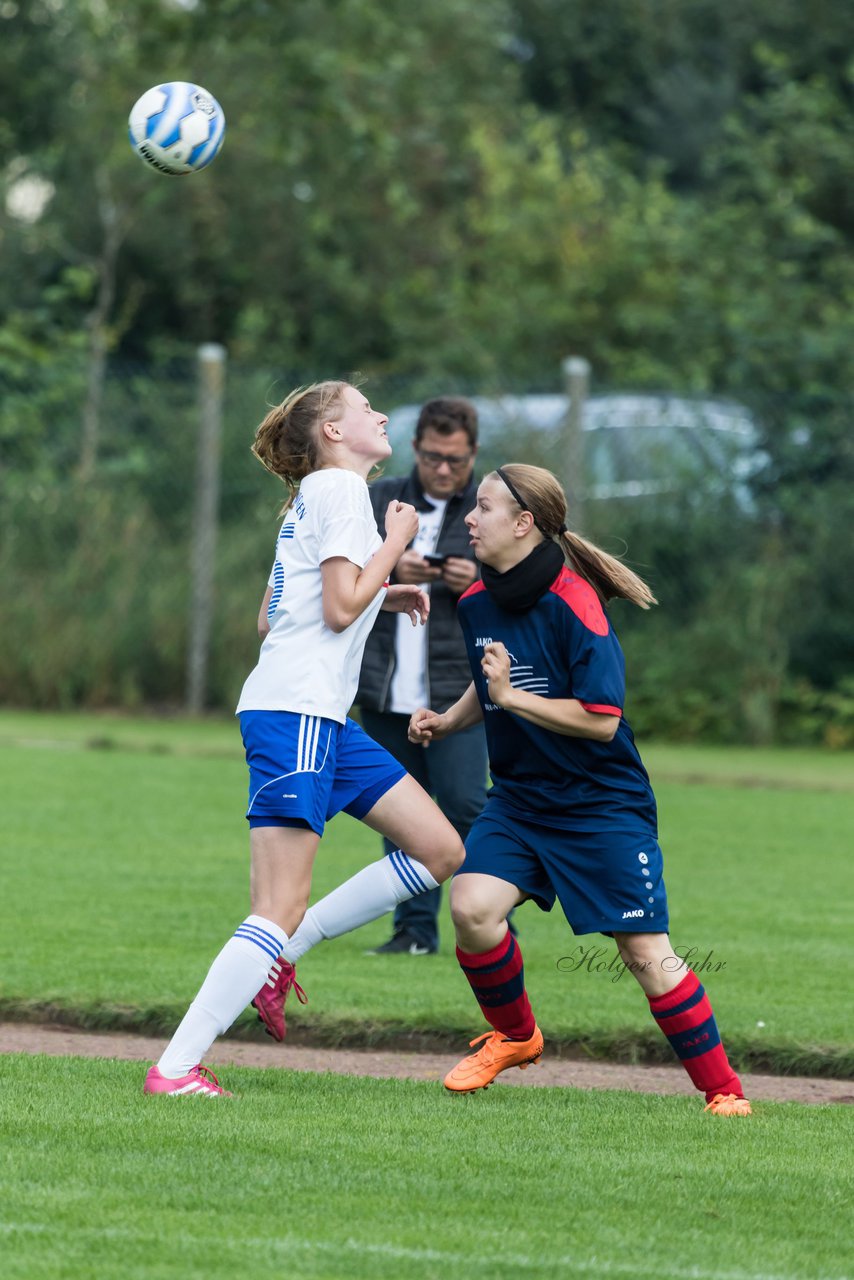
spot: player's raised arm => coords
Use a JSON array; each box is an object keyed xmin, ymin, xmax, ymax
[{"xmin": 321, "ymin": 501, "xmax": 419, "ymax": 633}]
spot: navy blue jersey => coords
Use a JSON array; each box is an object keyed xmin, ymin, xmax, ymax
[{"xmin": 457, "ymin": 569, "xmax": 657, "ymax": 834}]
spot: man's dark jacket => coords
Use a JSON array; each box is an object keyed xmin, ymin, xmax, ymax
[{"xmin": 356, "ymin": 468, "xmax": 479, "ymax": 714}]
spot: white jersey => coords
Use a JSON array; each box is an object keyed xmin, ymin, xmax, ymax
[{"xmin": 236, "ymin": 468, "xmax": 385, "ymax": 723}]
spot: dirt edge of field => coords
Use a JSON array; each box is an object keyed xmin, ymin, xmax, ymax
[{"xmin": 2, "ymin": 1022, "xmax": 852, "ymax": 1105}]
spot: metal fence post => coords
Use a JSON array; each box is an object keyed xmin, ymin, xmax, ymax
[
  {"xmin": 186, "ymin": 343, "xmax": 226, "ymax": 714},
  {"xmin": 561, "ymin": 356, "xmax": 591, "ymax": 527}
]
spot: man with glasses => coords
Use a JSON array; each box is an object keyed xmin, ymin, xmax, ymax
[{"xmin": 357, "ymin": 397, "xmax": 488, "ymax": 955}]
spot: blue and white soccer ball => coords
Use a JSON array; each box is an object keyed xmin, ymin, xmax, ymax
[{"xmin": 128, "ymin": 82, "xmax": 225, "ymax": 176}]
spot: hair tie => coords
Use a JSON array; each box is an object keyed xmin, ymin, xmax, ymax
[{"xmin": 557, "ymin": 523, "xmax": 568, "ymax": 536}]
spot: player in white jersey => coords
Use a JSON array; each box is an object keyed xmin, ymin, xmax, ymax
[{"xmin": 144, "ymin": 381, "xmax": 464, "ymax": 1097}]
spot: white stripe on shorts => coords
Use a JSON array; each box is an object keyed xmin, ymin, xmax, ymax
[{"xmin": 246, "ymin": 717, "xmax": 334, "ymax": 813}]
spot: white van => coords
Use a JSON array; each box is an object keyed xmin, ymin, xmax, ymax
[{"xmin": 385, "ymin": 392, "xmax": 765, "ymax": 507}]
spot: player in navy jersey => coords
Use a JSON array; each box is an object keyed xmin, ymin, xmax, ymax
[
  {"xmin": 144, "ymin": 381, "xmax": 464, "ymax": 1097},
  {"xmin": 409, "ymin": 464, "xmax": 751, "ymax": 1115}
]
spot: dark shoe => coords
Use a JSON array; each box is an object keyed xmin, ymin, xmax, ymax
[{"xmin": 367, "ymin": 930, "xmax": 436, "ymax": 956}]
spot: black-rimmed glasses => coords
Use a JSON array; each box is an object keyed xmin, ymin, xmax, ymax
[{"xmin": 417, "ymin": 449, "xmax": 473, "ymax": 470}]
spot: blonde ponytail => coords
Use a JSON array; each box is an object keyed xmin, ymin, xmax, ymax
[
  {"xmin": 559, "ymin": 530, "xmax": 657, "ymax": 609},
  {"xmin": 493, "ymin": 464, "xmax": 657, "ymax": 609}
]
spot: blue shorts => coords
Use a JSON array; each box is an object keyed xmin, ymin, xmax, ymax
[
  {"xmin": 239, "ymin": 711, "xmax": 407, "ymax": 837},
  {"xmin": 461, "ymin": 798, "xmax": 669, "ymax": 936}
]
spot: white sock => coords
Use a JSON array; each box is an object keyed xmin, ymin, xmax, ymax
[
  {"xmin": 281, "ymin": 851, "xmax": 439, "ymax": 963},
  {"xmin": 157, "ymin": 915, "xmax": 288, "ymax": 1078}
]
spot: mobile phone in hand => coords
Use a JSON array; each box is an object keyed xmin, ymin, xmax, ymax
[{"xmin": 423, "ymin": 553, "xmax": 447, "ymax": 567}]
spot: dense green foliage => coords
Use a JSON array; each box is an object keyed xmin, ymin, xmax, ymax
[{"xmin": 0, "ymin": 1, "xmax": 852, "ymax": 737}]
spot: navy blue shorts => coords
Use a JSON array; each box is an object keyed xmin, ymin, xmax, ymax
[
  {"xmin": 239, "ymin": 711, "xmax": 406, "ymax": 837},
  {"xmin": 461, "ymin": 799, "xmax": 669, "ymax": 936}
]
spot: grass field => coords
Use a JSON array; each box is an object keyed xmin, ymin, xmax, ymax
[
  {"xmin": 1, "ymin": 1056, "xmax": 852, "ymax": 1280},
  {"xmin": 2, "ymin": 709, "xmax": 852, "ymax": 1075},
  {"xmin": 2, "ymin": 710, "xmax": 853, "ymax": 1280}
]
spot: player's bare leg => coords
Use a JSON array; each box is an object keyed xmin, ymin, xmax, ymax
[
  {"xmin": 450, "ymin": 872, "xmax": 524, "ymax": 951},
  {"xmin": 273, "ymin": 775, "xmax": 463, "ymax": 970},
  {"xmin": 250, "ymin": 824, "xmax": 320, "ymax": 936},
  {"xmin": 360, "ymin": 772, "xmax": 464, "ymax": 885},
  {"xmin": 612, "ymin": 930, "xmax": 685, "ymax": 997},
  {"xmin": 247, "ymin": 826, "xmax": 318, "ymax": 1040}
]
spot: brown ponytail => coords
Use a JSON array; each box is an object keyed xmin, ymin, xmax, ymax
[
  {"xmin": 252, "ymin": 380, "xmax": 350, "ymax": 508},
  {"xmin": 493, "ymin": 464, "xmax": 657, "ymax": 609}
]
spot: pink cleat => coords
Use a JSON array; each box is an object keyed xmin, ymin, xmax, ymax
[
  {"xmin": 251, "ymin": 957, "xmax": 308, "ymax": 1043},
  {"xmin": 144, "ymin": 1064, "xmax": 232, "ymax": 1097}
]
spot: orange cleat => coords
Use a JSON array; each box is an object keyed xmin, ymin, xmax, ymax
[
  {"xmin": 444, "ymin": 1025, "xmax": 544, "ymax": 1093},
  {"xmin": 704, "ymin": 1093, "xmax": 752, "ymax": 1116}
]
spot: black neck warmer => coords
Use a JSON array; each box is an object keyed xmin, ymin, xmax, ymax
[{"xmin": 480, "ymin": 539, "xmax": 565, "ymax": 613}]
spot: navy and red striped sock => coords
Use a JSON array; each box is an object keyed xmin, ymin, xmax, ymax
[
  {"xmin": 648, "ymin": 969, "xmax": 744, "ymax": 1102},
  {"xmin": 456, "ymin": 928, "xmax": 536, "ymax": 1041}
]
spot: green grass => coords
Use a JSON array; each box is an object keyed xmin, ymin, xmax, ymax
[
  {"xmin": 1, "ymin": 710, "xmax": 853, "ymax": 1074},
  {"xmin": 0, "ymin": 1055, "xmax": 852, "ymax": 1280}
]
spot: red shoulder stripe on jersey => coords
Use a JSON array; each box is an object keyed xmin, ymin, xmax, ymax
[
  {"xmin": 549, "ymin": 568, "xmax": 609, "ymax": 636},
  {"xmin": 581, "ymin": 702, "xmax": 622, "ymax": 717},
  {"xmin": 459, "ymin": 580, "xmax": 487, "ymax": 602}
]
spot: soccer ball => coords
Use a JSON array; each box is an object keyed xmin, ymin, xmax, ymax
[{"xmin": 128, "ymin": 82, "xmax": 225, "ymax": 176}]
